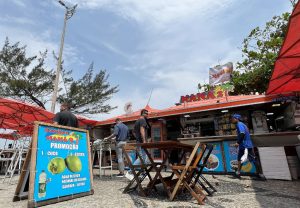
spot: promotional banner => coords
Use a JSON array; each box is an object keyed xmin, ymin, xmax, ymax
[
  {"xmin": 223, "ymin": 141, "xmax": 256, "ymax": 174},
  {"xmin": 202, "ymin": 142, "xmax": 225, "ymax": 172},
  {"xmin": 33, "ymin": 124, "xmax": 92, "ymax": 203},
  {"xmin": 209, "ymin": 62, "xmax": 233, "ymax": 86}
]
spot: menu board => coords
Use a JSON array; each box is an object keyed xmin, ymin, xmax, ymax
[
  {"xmin": 223, "ymin": 141, "xmax": 256, "ymax": 174},
  {"xmin": 203, "ymin": 142, "xmax": 225, "ymax": 172},
  {"xmin": 28, "ymin": 122, "xmax": 93, "ymax": 208}
]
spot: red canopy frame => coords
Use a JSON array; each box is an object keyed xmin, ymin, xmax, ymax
[{"xmin": 267, "ymin": 1, "xmax": 300, "ymax": 95}]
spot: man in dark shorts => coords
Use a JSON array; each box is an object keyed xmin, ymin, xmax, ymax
[
  {"xmin": 231, "ymin": 114, "xmax": 264, "ymax": 179},
  {"xmin": 125, "ymin": 109, "xmax": 151, "ymax": 180},
  {"xmin": 53, "ymin": 102, "xmax": 78, "ymax": 128}
]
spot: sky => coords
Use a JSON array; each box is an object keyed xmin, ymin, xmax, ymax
[{"xmin": 0, "ymin": 0, "xmax": 293, "ymax": 120}]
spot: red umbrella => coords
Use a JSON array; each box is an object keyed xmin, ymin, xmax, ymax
[
  {"xmin": 267, "ymin": 2, "xmax": 300, "ymax": 94},
  {"xmin": 0, "ymin": 97, "xmax": 99, "ymax": 135},
  {"xmin": 0, "ymin": 97, "xmax": 53, "ymax": 134}
]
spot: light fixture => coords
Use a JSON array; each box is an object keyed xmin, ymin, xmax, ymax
[
  {"xmin": 221, "ymin": 109, "xmax": 228, "ymax": 113},
  {"xmin": 266, "ymin": 112, "xmax": 274, "ymax": 116},
  {"xmin": 184, "ymin": 114, "xmax": 190, "ymax": 118},
  {"xmin": 272, "ymin": 103, "xmax": 281, "ymax": 107},
  {"xmin": 275, "ymin": 116, "xmax": 284, "ymax": 120}
]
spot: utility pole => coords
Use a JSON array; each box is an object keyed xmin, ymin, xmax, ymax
[{"xmin": 51, "ymin": 0, "xmax": 77, "ymax": 113}]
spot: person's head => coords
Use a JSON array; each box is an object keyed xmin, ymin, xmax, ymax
[
  {"xmin": 115, "ymin": 118, "xmax": 121, "ymax": 123},
  {"xmin": 60, "ymin": 102, "xmax": 71, "ymax": 112},
  {"xmin": 140, "ymin": 109, "xmax": 149, "ymax": 118},
  {"xmin": 231, "ymin": 114, "xmax": 242, "ymax": 124}
]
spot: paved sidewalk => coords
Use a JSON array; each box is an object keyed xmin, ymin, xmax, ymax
[{"xmin": 0, "ymin": 170, "xmax": 299, "ymax": 208}]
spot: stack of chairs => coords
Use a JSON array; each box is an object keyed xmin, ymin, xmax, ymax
[{"xmin": 1, "ymin": 132, "xmax": 30, "ymax": 184}]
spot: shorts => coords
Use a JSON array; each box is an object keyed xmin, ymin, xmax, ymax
[{"xmin": 238, "ymin": 147, "xmax": 256, "ymax": 162}]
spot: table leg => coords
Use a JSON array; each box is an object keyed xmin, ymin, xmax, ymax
[{"xmin": 144, "ymin": 149, "xmax": 173, "ymax": 197}]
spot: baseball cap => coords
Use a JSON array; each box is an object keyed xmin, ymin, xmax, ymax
[{"xmin": 232, "ymin": 114, "xmax": 242, "ymax": 120}]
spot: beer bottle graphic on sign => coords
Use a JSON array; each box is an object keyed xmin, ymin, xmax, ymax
[{"xmin": 38, "ymin": 170, "xmax": 47, "ymax": 198}]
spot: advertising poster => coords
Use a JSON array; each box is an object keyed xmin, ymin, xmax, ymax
[
  {"xmin": 223, "ymin": 141, "xmax": 256, "ymax": 174},
  {"xmin": 202, "ymin": 142, "xmax": 225, "ymax": 173},
  {"xmin": 209, "ymin": 62, "xmax": 233, "ymax": 86},
  {"xmin": 33, "ymin": 124, "xmax": 92, "ymax": 203}
]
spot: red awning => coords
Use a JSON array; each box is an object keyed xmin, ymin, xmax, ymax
[
  {"xmin": 267, "ymin": 2, "xmax": 300, "ymax": 94},
  {"xmin": 0, "ymin": 97, "xmax": 53, "ymax": 134},
  {"xmin": 0, "ymin": 97, "xmax": 98, "ymax": 135}
]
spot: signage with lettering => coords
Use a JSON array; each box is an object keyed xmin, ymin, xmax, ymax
[
  {"xmin": 180, "ymin": 88, "xmax": 225, "ymax": 103},
  {"xmin": 27, "ymin": 122, "xmax": 93, "ymax": 208},
  {"xmin": 209, "ymin": 62, "xmax": 233, "ymax": 86},
  {"xmin": 180, "ymin": 83, "xmax": 234, "ymax": 103}
]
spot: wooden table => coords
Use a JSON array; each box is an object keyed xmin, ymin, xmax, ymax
[{"xmin": 133, "ymin": 141, "xmax": 194, "ymax": 198}]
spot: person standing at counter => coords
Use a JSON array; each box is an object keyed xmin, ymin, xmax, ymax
[
  {"xmin": 231, "ymin": 114, "xmax": 264, "ymax": 179},
  {"xmin": 125, "ymin": 109, "xmax": 151, "ymax": 180},
  {"xmin": 101, "ymin": 118, "xmax": 129, "ymax": 177}
]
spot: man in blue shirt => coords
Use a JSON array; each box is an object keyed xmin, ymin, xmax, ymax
[
  {"xmin": 231, "ymin": 114, "xmax": 264, "ymax": 179},
  {"xmin": 104, "ymin": 118, "xmax": 129, "ymax": 177}
]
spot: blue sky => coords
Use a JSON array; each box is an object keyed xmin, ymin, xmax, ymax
[{"xmin": 0, "ymin": 0, "xmax": 293, "ymax": 120}]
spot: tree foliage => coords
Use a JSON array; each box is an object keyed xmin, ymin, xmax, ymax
[
  {"xmin": 0, "ymin": 38, "xmax": 54, "ymax": 109},
  {"xmin": 232, "ymin": 12, "xmax": 290, "ymax": 94},
  {"xmin": 0, "ymin": 38, "xmax": 118, "ymax": 114},
  {"xmin": 58, "ymin": 62, "xmax": 119, "ymax": 114}
]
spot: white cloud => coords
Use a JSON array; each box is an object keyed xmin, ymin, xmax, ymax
[
  {"xmin": 0, "ymin": 15, "xmax": 34, "ymax": 25},
  {"xmin": 100, "ymin": 41, "xmax": 129, "ymax": 59},
  {"xmin": 0, "ymin": 24, "xmax": 82, "ymax": 70},
  {"xmin": 11, "ymin": 0, "xmax": 26, "ymax": 7},
  {"xmin": 93, "ymin": 88, "xmax": 149, "ymax": 120},
  {"xmin": 73, "ymin": 0, "xmax": 236, "ymax": 29},
  {"xmin": 68, "ymin": 0, "xmax": 243, "ymax": 119}
]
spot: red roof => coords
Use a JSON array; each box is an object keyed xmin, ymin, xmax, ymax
[
  {"xmin": 96, "ymin": 104, "xmax": 160, "ymax": 125},
  {"xmin": 96, "ymin": 94, "xmax": 281, "ymax": 126},
  {"xmin": 267, "ymin": 1, "xmax": 300, "ymax": 94}
]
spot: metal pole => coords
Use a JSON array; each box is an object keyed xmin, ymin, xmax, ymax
[{"xmin": 51, "ymin": 12, "xmax": 67, "ymax": 113}]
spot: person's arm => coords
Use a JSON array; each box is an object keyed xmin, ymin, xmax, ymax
[
  {"xmin": 104, "ymin": 125, "xmax": 118, "ymax": 140},
  {"xmin": 105, "ymin": 133, "xmax": 116, "ymax": 140},
  {"xmin": 237, "ymin": 133, "xmax": 245, "ymax": 145},
  {"xmin": 236, "ymin": 122, "xmax": 246, "ymax": 145},
  {"xmin": 140, "ymin": 126, "xmax": 147, "ymax": 143}
]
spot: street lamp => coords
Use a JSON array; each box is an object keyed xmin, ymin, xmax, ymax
[{"xmin": 51, "ymin": 0, "xmax": 77, "ymax": 113}]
